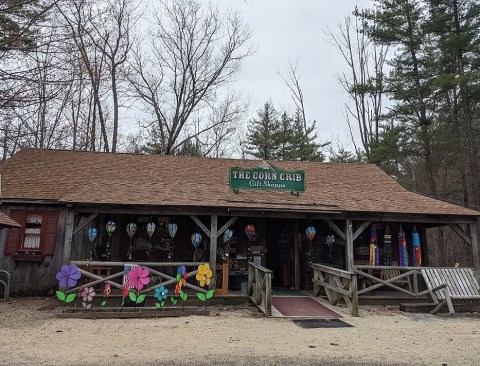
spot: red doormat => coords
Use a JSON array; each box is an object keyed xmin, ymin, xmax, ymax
[{"xmin": 272, "ymin": 296, "xmax": 341, "ymax": 318}]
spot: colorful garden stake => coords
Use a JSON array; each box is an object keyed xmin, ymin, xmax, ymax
[
  {"xmin": 196, "ymin": 263, "xmax": 213, "ymax": 287},
  {"xmin": 154, "ymin": 286, "xmax": 168, "ymax": 308},
  {"xmin": 126, "ymin": 223, "xmax": 137, "ymax": 260},
  {"xmin": 191, "ymin": 233, "xmax": 202, "ymax": 248},
  {"xmin": 81, "ymin": 287, "xmax": 95, "ymax": 309},
  {"xmin": 101, "ymin": 283, "xmax": 111, "ymax": 306},
  {"xmin": 245, "ymin": 224, "xmax": 256, "ymax": 242},
  {"xmin": 412, "ymin": 231, "xmax": 422, "ymax": 267},
  {"xmin": 369, "ymin": 228, "xmax": 379, "ymax": 266},
  {"xmin": 398, "ymin": 228, "xmax": 408, "ymax": 266},
  {"xmin": 306, "ymin": 226, "xmax": 316, "ymax": 242},
  {"xmin": 383, "ymin": 226, "xmax": 392, "ymax": 266},
  {"xmin": 55, "ymin": 264, "xmax": 81, "ymax": 308}
]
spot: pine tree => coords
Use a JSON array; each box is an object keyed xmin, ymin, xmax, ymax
[
  {"xmin": 274, "ymin": 111, "xmax": 294, "ymax": 160},
  {"xmin": 246, "ymin": 101, "xmax": 280, "ymax": 160},
  {"xmin": 289, "ymin": 109, "xmax": 323, "ymax": 162}
]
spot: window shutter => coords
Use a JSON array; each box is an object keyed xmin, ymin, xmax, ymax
[
  {"xmin": 40, "ymin": 211, "xmax": 60, "ymax": 256},
  {"xmin": 4, "ymin": 210, "xmax": 26, "ymax": 255}
]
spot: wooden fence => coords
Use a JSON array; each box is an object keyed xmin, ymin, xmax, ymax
[
  {"xmin": 312, "ymin": 263, "xmax": 359, "ymax": 316},
  {"xmin": 69, "ymin": 261, "xmax": 208, "ymax": 295},
  {"xmin": 248, "ymin": 262, "xmax": 272, "ymax": 316}
]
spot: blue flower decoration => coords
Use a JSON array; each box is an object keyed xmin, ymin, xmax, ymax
[{"xmin": 154, "ymin": 286, "xmax": 169, "ymax": 300}]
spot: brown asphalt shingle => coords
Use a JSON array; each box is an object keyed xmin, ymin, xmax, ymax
[
  {"xmin": 0, "ymin": 211, "xmax": 20, "ymax": 228},
  {"xmin": 0, "ymin": 148, "xmax": 478, "ymax": 217}
]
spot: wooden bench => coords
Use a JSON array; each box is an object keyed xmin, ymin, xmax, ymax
[
  {"xmin": 380, "ymin": 261, "xmax": 412, "ymax": 292},
  {"xmin": 421, "ymin": 268, "xmax": 480, "ymax": 315}
]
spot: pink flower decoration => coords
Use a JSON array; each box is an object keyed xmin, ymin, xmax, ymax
[
  {"xmin": 81, "ymin": 287, "xmax": 96, "ymax": 302},
  {"xmin": 128, "ymin": 266, "xmax": 150, "ymax": 291}
]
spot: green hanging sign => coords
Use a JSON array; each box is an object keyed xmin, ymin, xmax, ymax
[{"xmin": 229, "ymin": 163, "xmax": 306, "ymax": 192}]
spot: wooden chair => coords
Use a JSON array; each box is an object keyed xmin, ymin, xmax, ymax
[
  {"xmin": 354, "ymin": 259, "xmax": 374, "ymax": 291},
  {"xmin": 421, "ymin": 268, "xmax": 480, "ymax": 315},
  {"xmin": 380, "ymin": 260, "xmax": 412, "ymax": 292}
]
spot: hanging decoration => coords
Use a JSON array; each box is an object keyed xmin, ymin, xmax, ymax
[
  {"xmin": 222, "ymin": 229, "xmax": 233, "ymax": 262},
  {"xmin": 326, "ymin": 235, "xmax": 335, "ymax": 263},
  {"xmin": 223, "ymin": 229, "xmax": 233, "ymax": 243},
  {"xmin": 168, "ymin": 222, "xmax": 178, "ymax": 260},
  {"xmin": 245, "ymin": 224, "xmax": 256, "ymax": 242},
  {"xmin": 105, "ymin": 221, "xmax": 116, "ymax": 260},
  {"xmin": 146, "ymin": 222, "xmax": 156, "ymax": 257},
  {"xmin": 398, "ymin": 227, "xmax": 408, "ymax": 266},
  {"xmin": 191, "ymin": 233, "xmax": 202, "ymax": 248},
  {"xmin": 87, "ymin": 227, "xmax": 97, "ymax": 260},
  {"xmin": 412, "ymin": 228, "xmax": 422, "ymax": 267},
  {"xmin": 126, "ymin": 223, "xmax": 137, "ymax": 260},
  {"xmin": 369, "ymin": 228, "xmax": 379, "ymax": 266},
  {"xmin": 383, "ymin": 226, "xmax": 392, "ymax": 266},
  {"xmin": 306, "ymin": 226, "xmax": 316, "ymax": 242}
]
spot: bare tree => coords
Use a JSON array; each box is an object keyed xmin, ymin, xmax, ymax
[{"xmin": 128, "ymin": 0, "xmax": 252, "ymax": 155}]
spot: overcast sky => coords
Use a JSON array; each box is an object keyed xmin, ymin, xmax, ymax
[{"xmin": 217, "ymin": 0, "xmax": 373, "ymax": 151}]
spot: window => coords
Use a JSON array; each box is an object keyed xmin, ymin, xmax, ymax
[{"xmin": 4, "ymin": 209, "xmax": 59, "ymax": 258}]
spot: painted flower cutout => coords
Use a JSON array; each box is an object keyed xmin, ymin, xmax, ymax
[
  {"xmin": 103, "ymin": 283, "xmax": 111, "ymax": 297},
  {"xmin": 56, "ymin": 264, "xmax": 81, "ymax": 288},
  {"xmin": 81, "ymin": 287, "xmax": 96, "ymax": 302},
  {"xmin": 196, "ymin": 263, "xmax": 213, "ymax": 287},
  {"xmin": 128, "ymin": 266, "xmax": 150, "ymax": 291},
  {"xmin": 177, "ymin": 265, "xmax": 188, "ymax": 279},
  {"xmin": 154, "ymin": 286, "xmax": 169, "ymax": 301},
  {"xmin": 122, "ymin": 285, "xmax": 129, "ymax": 299}
]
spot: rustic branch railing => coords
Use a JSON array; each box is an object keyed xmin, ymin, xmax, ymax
[
  {"xmin": 312, "ymin": 263, "xmax": 358, "ymax": 317},
  {"xmin": 69, "ymin": 261, "xmax": 208, "ymax": 295},
  {"xmin": 354, "ymin": 265, "xmax": 458, "ymax": 298},
  {"xmin": 247, "ymin": 262, "xmax": 272, "ymax": 316}
]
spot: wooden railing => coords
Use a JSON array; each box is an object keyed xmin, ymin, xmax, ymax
[
  {"xmin": 354, "ymin": 265, "xmax": 446, "ymax": 298},
  {"xmin": 248, "ymin": 262, "xmax": 272, "ymax": 316},
  {"xmin": 69, "ymin": 261, "xmax": 208, "ymax": 295},
  {"xmin": 312, "ymin": 263, "xmax": 359, "ymax": 317},
  {"xmin": 0, "ymin": 270, "xmax": 10, "ymax": 300}
]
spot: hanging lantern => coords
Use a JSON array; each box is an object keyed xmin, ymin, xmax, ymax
[
  {"xmin": 146, "ymin": 222, "xmax": 156, "ymax": 238},
  {"xmin": 305, "ymin": 226, "xmax": 316, "ymax": 242},
  {"xmin": 106, "ymin": 221, "xmax": 116, "ymax": 236},
  {"xmin": 369, "ymin": 228, "xmax": 379, "ymax": 266},
  {"xmin": 223, "ymin": 229, "xmax": 233, "ymax": 243},
  {"xmin": 412, "ymin": 231, "xmax": 422, "ymax": 267},
  {"xmin": 88, "ymin": 228, "xmax": 97, "ymax": 242},
  {"xmin": 126, "ymin": 223, "xmax": 137, "ymax": 238},
  {"xmin": 168, "ymin": 223, "xmax": 178, "ymax": 238},
  {"xmin": 245, "ymin": 224, "xmax": 256, "ymax": 241},
  {"xmin": 191, "ymin": 233, "xmax": 202, "ymax": 248}
]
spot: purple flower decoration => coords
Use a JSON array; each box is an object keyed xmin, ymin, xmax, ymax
[
  {"xmin": 56, "ymin": 264, "xmax": 81, "ymax": 288},
  {"xmin": 177, "ymin": 265, "xmax": 186, "ymax": 276}
]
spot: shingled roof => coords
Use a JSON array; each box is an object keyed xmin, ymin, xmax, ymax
[
  {"xmin": 0, "ymin": 211, "xmax": 20, "ymax": 228},
  {"xmin": 0, "ymin": 148, "xmax": 478, "ymax": 218}
]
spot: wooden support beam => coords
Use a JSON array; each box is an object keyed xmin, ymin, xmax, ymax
[
  {"xmin": 63, "ymin": 210, "xmax": 75, "ymax": 263},
  {"xmin": 353, "ymin": 221, "xmax": 371, "ymax": 241},
  {"xmin": 450, "ymin": 223, "xmax": 471, "ymax": 245},
  {"xmin": 190, "ymin": 215, "xmax": 211, "ymax": 238},
  {"xmin": 218, "ymin": 216, "xmax": 238, "ymax": 236},
  {"xmin": 324, "ymin": 219, "xmax": 346, "ymax": 240},
  {"xmin": 469, "ymin": 223, "xmax": 480, "ymax": 281},
  {"xmin": 345, "ymin": 219, "xmax": 354, "ymax": 272},
  {"xmin": 73, "ymin": 213, "xmax": 99, "ymax": 237},
  {"xmin": 209, "ymin": 215, "xmax": 218, "ymax": 290}
]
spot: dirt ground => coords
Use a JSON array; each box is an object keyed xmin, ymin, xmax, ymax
[{"xmin": 0, "ymin": 298, "xmax": 479, "ymax": 366}]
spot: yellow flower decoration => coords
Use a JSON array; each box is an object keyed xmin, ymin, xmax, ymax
[{"xmin": 196, "ymin": 263, "xmax": 213, "ymax": 287}]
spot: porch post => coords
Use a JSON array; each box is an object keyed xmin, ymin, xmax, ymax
[
  {"xmin": 468, "ymin": 223, "xmax": 480, "ymax": 280},
  {"xmin": 209, "ymin": 215, "xmax": 218, "ymax": 289},
  {"xmin": 294, "ymin": 219, "xmax": 300, "ymax": 290},
  {"xmin": 345, "ymin": 219, "xmax": 354, "ymax": 272},
  {"xmin": 63, "ymin": 210, "xmax": 75, "ymax": 263}
]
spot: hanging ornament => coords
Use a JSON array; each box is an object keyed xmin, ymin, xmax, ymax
[
  {"xmin": 412, "ymin": 228, "xmax": 422, "ymax": 267},
  {"xmin": 245, "ymin": 224, "xmax": 256, "ymax": 241},
  {"xmin": 126, "ymin": 223, "xmax": 137, "ymax": 260},
  {"xmin": 105, "ymin": 221, "xmax": 116, "ymax": 260},
  {"xmin": 383, "ymin": 226, "xmax": 392, "ymax": 266},
  {"xmin": 168, "ymin": 223, "xmax": 178, "ymax": 238},
  {"xmin": 146, "ymin": 222, "xmax": 156, "ymax": 238},
  {"xmin": 369, "ymin": 228, "xmax": 379, "ymax": 266},
  {"xmin": 398, "ymin": 227, "xmax": 408, "ymax": 267},
  {"xmin": 191, "ymin": 233, "xmax": 202, "ymax": 248},
  {"xmin": 87, "ymin": 228, "xmax": 97, "ymax": 261},
  {"xmin": 223, "ymin": 229, "xmax": 233, "ymax": 243},
  {"xmin": 306, "ymin": 226, "xmax": 316, "ymax": 242}
]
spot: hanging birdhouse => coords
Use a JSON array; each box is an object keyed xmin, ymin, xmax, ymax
[
  {"xmin": 305, "ymin": 226, "xmax": 316, "ymax": 242},
  {"xmin": 106, "ymin": 221, "xmax": 116, "ymax": 236},
  {"xmin": 88, "ymin": 227, "xmax": 97, "ymax": 242},
  {"xmin": 168, "ymin": 223, "xmax": 178, "ymax": 238},
  {"xmin": 126, "ymin": 223, "xmax": 137, "ymax": 238},
  {"xmin": 191, "ymin": 233, "xmax": 202, "ymax": 248}
]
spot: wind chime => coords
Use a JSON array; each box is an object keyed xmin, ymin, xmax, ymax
[
  {"xmin": 126, "ymin": 223, "xmax": 137, "ymax": 260},
  {"xmin": 369, "ymin": 228, "xmax": 379, "ymax": 266},
  {"xmin": 412, "ymin": 227, "xmax": 422, "ymax": 267},
  {"xmin": 105, "ymin": 221, "xmax": 116, "ymax": 260},
  {"xmin": 383, "ymin": 225, "xmax": 392, "ymax": 266},
  {"xmin": 87, "ymin": 227, "xmax": 97, "ymax": 260},
  {"xmin": 223, "ymin": 229, "xmax": 233, "ymax": 262},
  {"xmin": 305, "ymin": 226, "xmax": 316, "ymax": 268},
  {"xmin": 245, "ymin": 224, "xmax": 256, "ymax": 243},
  {"xmin": 398, "ymin": 226, "xmax": 408, "ymax": 266},
  {"xmin": 191, "ymin": 231, "xmax": 202, "ymax": 261},
  {"xmin": 146, "ymin": 222, "xmax": 156, "ymax": 257},
  {"xmin": 168, "ymin": 223, "xmax": 178, "ymax": 259}
]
